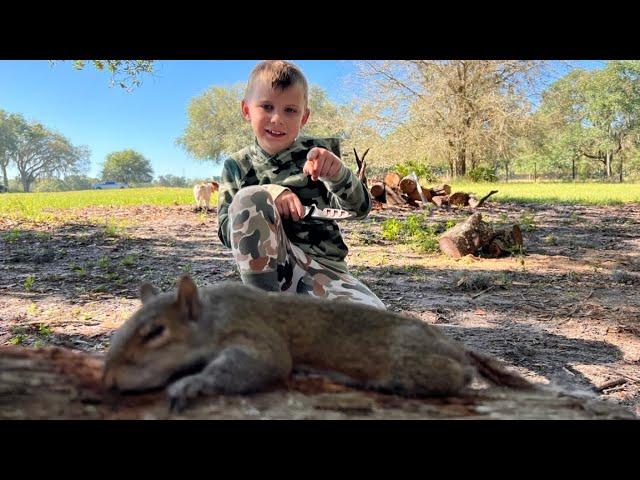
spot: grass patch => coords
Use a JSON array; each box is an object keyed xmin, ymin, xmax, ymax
[
  {"xmin": 0, "ymin": 187, "xmax": 215, "ymax": 221},
  {"xmin": 381, "ymin": 213, "xmax": 462, "ymax": 253},
  {"xmin": 448, "ymin": 182, "xmax": 640, "ymax": 205}
]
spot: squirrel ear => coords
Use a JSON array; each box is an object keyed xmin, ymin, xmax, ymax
[
  {"xmin": 176, "ymin": 275, "xmax": 201, "ymax": 320},
  {"xmin": 140, "ymin": 283, "xmax": 158, "ymax": 303}
]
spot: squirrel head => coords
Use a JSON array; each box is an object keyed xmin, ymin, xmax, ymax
[{"xmin": 103, "ymin": 275, "xmax": 209, "ymax": 392}]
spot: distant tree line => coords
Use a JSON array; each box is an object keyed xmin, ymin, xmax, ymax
[{"xmin": 4, "ymin": 60, "xmax": 640, "ymax": 193}]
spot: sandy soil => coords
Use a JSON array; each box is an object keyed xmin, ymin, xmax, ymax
[{"xmin": 1, "ymin": 200, "xmax": 639, "ymax": 417}]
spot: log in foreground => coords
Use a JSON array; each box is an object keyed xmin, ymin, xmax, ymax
[
  {"xmin": 0, "ymin": 345, "xmax": 635, "ymax": 419},
  {"xmin": 439, "ymin": 212, "xmax": 523, "ymax": 259}
]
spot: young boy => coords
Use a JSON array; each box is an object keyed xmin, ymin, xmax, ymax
[{"xmin": 217, "ymin": 60, "xmax": 385, "ymax": 309}]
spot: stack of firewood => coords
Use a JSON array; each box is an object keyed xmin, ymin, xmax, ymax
[{"xmin": 368, "ymin": 170, "xmax": 498, "ymax": 210}]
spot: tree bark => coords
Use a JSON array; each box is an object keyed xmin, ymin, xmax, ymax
[
  {"xmin": 0, "ymin": 161, "xmax": 8, "ymax": 189},
  {"xmin": 0, "ymin": 345, "xmax": 634, "ymax": 420}
]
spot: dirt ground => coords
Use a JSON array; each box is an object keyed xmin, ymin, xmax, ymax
[{"xmin": 1, "ymin": 200, "xmax": 639, "ymax": 417}]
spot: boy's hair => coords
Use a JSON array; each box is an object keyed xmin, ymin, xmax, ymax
[{"xmin": 245, "ymin": 60, "xmax": 309, "ymax": 106}]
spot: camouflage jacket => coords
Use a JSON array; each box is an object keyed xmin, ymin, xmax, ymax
[{"xmin": 217, "ymin": 136, "xmax": 371, "ymax": 273}]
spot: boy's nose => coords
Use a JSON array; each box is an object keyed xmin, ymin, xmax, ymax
[{"xmin": 270, "ymin": 112, "xmax": 283, "ymax": 124}]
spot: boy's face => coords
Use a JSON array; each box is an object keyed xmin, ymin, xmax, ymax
[{"xmin": 242, "ymin": 80, "xmax": 310, "ymax": 156}]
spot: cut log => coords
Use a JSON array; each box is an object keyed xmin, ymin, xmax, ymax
[
  {"xmin": 449, "ymin": 192, "xmax": 470, "ymax": 207},
  {"xmin": 469, "ymin": 190, "xmax": 499, "ymax": 209},
  {"xmin": 430, "ymin": 184, "xmax": 452, "ymax": 196},
  {"xmin": 399, "ymin": 176, "xmax": 417, "ymax": 194},
  {"xmin": 370, "ymin": 181, "xmax": 386, "ymax": 200},
  {"xmin": 383, "ymin": 172, "xmax": 402, "ymax": 190},
  {"xmin": 0, "ymin": 345, "xmax": 634, "ymax": 420},
  {"xmin": 384, "ymin": 185, "xmax": 405, "ymax": 206},
  {"xmin": 431, "ymin": 195, "xmax": 449, "ymax": 208},
  {"xmin": 484, "ymin": 225, "xmax": 523, "ymax": 257},
  {"xmin": 406, "ymin": 188, "xmax": 424, "ymax": 204},
  {"xmin": 438, "ymin": 213, "xmax": 495, "ymax": 259}
]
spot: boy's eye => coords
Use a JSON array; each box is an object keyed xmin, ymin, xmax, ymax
[
  {"xmin": 286, "ymin": 108, "xmax": 298, "ymax": 114},
  {"xmin": 261, "ymin": 104, "xmax": 273, "ymax": 111}
]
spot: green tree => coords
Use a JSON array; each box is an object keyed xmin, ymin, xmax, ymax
[
  {"xmin": 6, "ymin": 114, "xmax": 90, "ymax": 192},
  {"xmin": 538, "ymin": 61, "xmax": 640, "ymax": 180},
  {"xmin": 156, "ymin": 174, "xmax": 189, "ymax": 187},
  {"xmin": 353, "ymin": 60, "xmax": 545, "ymax": 177},
  {"xmin": 176, "ymin": 83, "xmax": 351, "ymax": 164},
  {"xmin": 101, "ymin": 150, "xmax": 153, "ymax": 184},
  {"xmin": 49, "ymin": 60, "xmax": 155, "ymax": 92},
  {"xmin": 0, "ymin": 110, "xmax": 20, "ymax": 189}
]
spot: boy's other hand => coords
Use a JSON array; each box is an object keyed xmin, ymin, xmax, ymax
[
  {"xmin": 304, "ymin": 147, "xmax": 343, "ymax": 182},
  {"xmin": 275, "ymin": 190, "xmax": 305, "ymax": 222}
]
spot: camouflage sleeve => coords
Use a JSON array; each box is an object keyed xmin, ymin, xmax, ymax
[
  {"xmin": 322, "ymin": 163, "xmax": 372, "ymax": 220},
  {"xmin": 262, "ymin": 184, "xmax": 290, "ymax": 201},
  {"xmin": 217, "ymin": 158, "xmax": 243, "ymax": 248}
]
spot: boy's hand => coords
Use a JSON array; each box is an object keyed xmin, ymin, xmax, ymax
[
  {"xmin": 275, "ymin": 190, "xmax": 305, "ymax": 222},
  {"xmin": 303, "ymin": 147, "xmax": 343, "ymax": 182}
]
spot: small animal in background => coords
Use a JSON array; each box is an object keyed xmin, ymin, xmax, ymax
[
  {"xmin": 103, "ymin": 276, "xmax": 533, "ymax": 412},
  {"xmin": 193, "ymin": 181, "xmax": 219, "ymax": 211}
]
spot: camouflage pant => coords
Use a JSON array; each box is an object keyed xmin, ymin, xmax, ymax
[{"xmin": 228, "ymin": 186, "xmax": 386, "ymax": 310}]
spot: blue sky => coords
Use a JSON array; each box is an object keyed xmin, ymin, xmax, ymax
[{"xmin": 0, "ymin": 60, "xmax": 605, "ymax": 181}]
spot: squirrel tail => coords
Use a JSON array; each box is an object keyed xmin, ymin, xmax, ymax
[{"xmin": 466, "ymin": 350, "xmax": 535, "ymax": 390}]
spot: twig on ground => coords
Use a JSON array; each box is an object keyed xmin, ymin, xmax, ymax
[
  {"xmin": 471, "ymin": 286, "xmax": 495, "ymax": 299},
  {"xmin": 596, "ymin": 377, "xmax": 628, "ymax": 392}
]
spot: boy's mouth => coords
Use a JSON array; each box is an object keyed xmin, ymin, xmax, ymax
[{"xmin": 265, "ymin": 128, "xmax": 286, "ymax": 138}]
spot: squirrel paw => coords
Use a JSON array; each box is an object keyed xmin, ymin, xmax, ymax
[{"xmin": 167, "ymin": 375, "xmax": 206, "ymax": 413}]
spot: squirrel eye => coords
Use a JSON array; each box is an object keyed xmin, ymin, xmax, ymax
[{"xmin": 141, "ymin": 325, "xmax": 166, "ymax": 343}]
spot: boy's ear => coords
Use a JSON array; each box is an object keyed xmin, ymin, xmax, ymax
[
  {"xmin": 300, "ymin": 107, "xmax": 310, "ymax": 128},
  {"xmin": 140, "ymin": 283, "xmax": 158, "ymax": 303},
  {"xmin": 241, "ymin": 100, "xmax": 251, "ymax": 121},
  {"xmin": 176, "ymin": 275, "xmax": 201, "ymax": 321}
]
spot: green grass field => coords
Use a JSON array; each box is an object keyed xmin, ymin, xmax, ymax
[
  {"xmin": 0, "ymin": 188, "xmax": 217, "ymax": 222},
  {"xmin": 1, "ymin": 183, "xmax": 638, "ymax": 222},
  {"xmin": 448, "ymin": 182, "xmax": 640, "ymax": 206}
]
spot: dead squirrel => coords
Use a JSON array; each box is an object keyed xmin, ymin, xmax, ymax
[{"xmin": 104, "ymin": 275, "xmax": 532, "ymax": 411}]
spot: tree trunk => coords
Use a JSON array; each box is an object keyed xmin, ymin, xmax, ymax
[
  {"xmin": 455, "ymin": 149, "xmax": 466, "ymax": 177},
  {"xmin": 0, "ymin": 161, "xmax": 8, "ymax": 189},
  {"xmin": 606, "ymin": 152, "xmax": 613, "ymax": 178},
  {"xmin": 571, "ymin": 158, "xmax": 575, "ymax": 181},
  {"xmin": 0, "ymin": 346, "xmax": 634, "ymax": 420},
  {"xmin": 22, "ymin": 176, "xmax": 31, "ymax": 193},
  {"xmin": 619, "ymin": 156, "xmax": 623, "ymax": 183}
]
